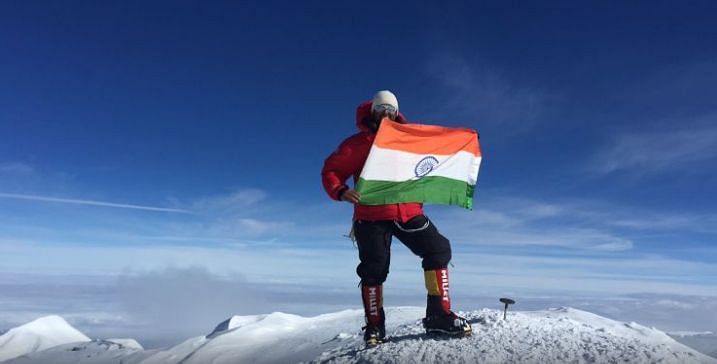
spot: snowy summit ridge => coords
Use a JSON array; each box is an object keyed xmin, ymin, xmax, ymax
[
  {"xmin": 1, "ymin": 307, "xmax": 715, "ymax": 363},
  {"xmin": 0, "ymin": 315, "xmax": 90, "ymax": 362}
]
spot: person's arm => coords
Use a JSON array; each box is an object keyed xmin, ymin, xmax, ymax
[{"xmin": 321, "ymin": 137, "xmax": 363, "ymax": 203}]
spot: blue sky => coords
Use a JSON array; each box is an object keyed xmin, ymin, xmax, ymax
[{"xmin": 1, "ymin": 1, "xmax": 716, "ymax": 346}]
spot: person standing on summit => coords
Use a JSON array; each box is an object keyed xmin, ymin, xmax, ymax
[{"xmin": 321, "ymin": 90, "xmax": 472, "ymax": 347}]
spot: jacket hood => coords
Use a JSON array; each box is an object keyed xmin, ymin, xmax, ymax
[{"xmin": 355, "ymin": 100, "xmax": 407, "ymax": 132}]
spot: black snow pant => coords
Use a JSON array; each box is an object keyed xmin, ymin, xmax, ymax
[{"xmin": 353, "ymin": 214, "xmax": 452, "ymax": 286}]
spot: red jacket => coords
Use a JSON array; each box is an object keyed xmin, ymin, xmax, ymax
[{"xmin": 321, "ymin": 100, "xmax": 424, "ymax": 223}]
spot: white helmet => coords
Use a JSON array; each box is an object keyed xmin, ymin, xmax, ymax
[{"xmin": 371, "ymin": 90, "xmax": 399, "ymax": 115}]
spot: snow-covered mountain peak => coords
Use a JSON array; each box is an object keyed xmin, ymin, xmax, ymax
[
  {"xmin": 314, "ymin": 307, "xmax": 717, "ymax": 364},
  {"xmin": 209, "ymin": 314, "xmax": 265, "ymax": 337},
  {"xmin": 104, "ymin": 338, "xmax": 143, "ymax": 350},
  {"xmin": 208, "ymin": 311, "xmax": 315, "ymax": 338},
  {"xmin": 8, "ymin": 315, "xmax": 82, "ymax": 337},
  {"xmin": 2, "ymin": 307, "xmax": 716, "ymax": 363},
  {"xmin": 0, "ymin": 315, "xmax": 90, "ymax": 362}
]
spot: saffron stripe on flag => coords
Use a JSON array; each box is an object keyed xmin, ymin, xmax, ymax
[{"xmin": 373, "ymin": 121, "xmax": 481, "ymax": 156}]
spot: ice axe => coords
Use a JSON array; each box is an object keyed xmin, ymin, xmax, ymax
[{"xmin": 499, "ymin": 298, "xmax": 515, "ymax": 320}]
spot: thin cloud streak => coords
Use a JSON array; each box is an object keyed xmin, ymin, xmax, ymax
[
  {"xmin": 442, "ymin": 194, "xmax": 717, "ymax": 251},
  {"xmin": 594, "ymin": 120, "xmax": 717, "ymax": 176},
  {"xmin": 191, "ymin": 189, "xmax": 267, "ymax": 213},
  {"xmin": 2, "ymin": 235, "xmax": 714, "ymax": 297},
  {"xmin": 421, "ymin": 51, "xmax": 549, "ymax": 130},
  {"xmin": 2, "ymin": 188, "xmax": 715, "ymax": 298},
  {"xmin": 0, "ymin": 193, "xmax": 192, "ymax": 214},
  {"xmin": 0, "ymin": 162, "xmax": 35, "ymax": 175},
  {"xmin": 436, "ymin": 197, "xmax": 636, "ymax": 252}
]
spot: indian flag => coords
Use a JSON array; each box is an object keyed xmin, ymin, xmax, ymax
[{"xmin": 355, "ymin": 119, "xmax": 482, "ymax": 210}]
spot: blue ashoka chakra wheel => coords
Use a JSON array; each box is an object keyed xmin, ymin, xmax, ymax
[{"xmin": 415, "ymin": 156, "xmax": 439, "ymax": 177}]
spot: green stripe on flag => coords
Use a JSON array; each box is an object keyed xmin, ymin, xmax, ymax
[{"xmin": 355, "ymin": 176, "xmax": 475, "ymax": 210}]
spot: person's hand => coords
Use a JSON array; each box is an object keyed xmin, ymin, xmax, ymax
[{"xmin": 340, "ymin": 189, "xmax": 361, "ymax": 204}]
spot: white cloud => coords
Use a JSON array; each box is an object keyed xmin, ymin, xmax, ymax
[
  {"xmin": 2, "ymin": 231, "xmax": 714, "ymax": 299},
  {"xmin": 448, "ymin": 194, "xmax": 717, "ymax": 250},
  {"xmin": 592, "ymin": 240, "xmax": 634, "ymax": 252},
  {"xmin": 0, "ymin": 192, "xmax": 191, "ymax": 213},
  {"xmin": 450, "ymin": 251, "xmax": 717, "ymax": 298},
  {"xmin": 0, "ymin": 268, "xmax": 361, "ymax": 348},
  {"xmin": 0, "ymin": 237, "xmax": 357, "ymax": 286},
  {"xmin": 557, "ymin": 199, "xmax": 717, "ymax": 235},
  {"xmin": 472, "ymin": 227, "xmax": 633, "ymax": 251},
  {"xmin": 436, "ymin": 197, "xmax": 636, "ymax": 252},
  {"xmin": 1, "ymin": 267, "xmax": 715, "ymax": 348},
  {"xmin": 204, "ymin": 217, "xmax": 295, "ymax": 238},
  {"xmin": 594, "ymin": 119, "xmax": 717, "ymax": 175},
  {"xmin": 422, "ymin": 51, "xmax": 549, "ymax": 130},
  {"xmin": 191, "ymin": 188, "xmax": 267, "ymax": 212},
  {"xmin": 0, "ymin": 162, "xmax": 34, "ymax": 176},
  {"xmin": 2, "ymin": 187, "xmax": 716, "ymax": 344},
  {"xmin": 114, "ymin": 267, "xmax": 269, "ymax": 342}
]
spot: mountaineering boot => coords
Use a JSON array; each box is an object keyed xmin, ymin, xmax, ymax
[
  {"xmin": 361, "ymin": 283, "xmax": 386, "ymax": 347},
  {"xmin": 362, "ymin": 322, "xmax": 386, "ymax": 348},
  {"xmin": 422, "ymin": 267, "xmax": 472, "ymax": 336},
  {"xmin": 422, "ymin": 310, "xmax": 472, "ymax": 336}
]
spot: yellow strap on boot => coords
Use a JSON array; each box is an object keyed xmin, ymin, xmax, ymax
[{"xmin": 424, "ymin": 269, "xmax": 441, "ymax": 296}]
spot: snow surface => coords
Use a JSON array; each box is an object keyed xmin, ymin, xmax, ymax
[
  {"xmin": 3, "ymin": 339, "xmax": 144, "ymax": 364},
  {"xmin": 1, "ymin": 307, "xmax": 715, "ymax": 364},
  {"xmin": 0, "ymin": 315, "xmax": 90, "ymax": 362},
  {"xmin": 670, "ymin": 332, "xmax": 715, "ymax": 338},
  {"xmin": 669, "ymin": 332, "xmax": 717, "ymax": 362}
]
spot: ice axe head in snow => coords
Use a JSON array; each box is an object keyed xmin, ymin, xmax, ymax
[{"xmin": 500, "ymin": 298, "xmax": 515, "ymax": 320}]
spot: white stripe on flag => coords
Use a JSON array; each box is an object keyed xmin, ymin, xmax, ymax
[{"xmin": 360, "ymin": 145, "xmax": 481, "ymax": 184}]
